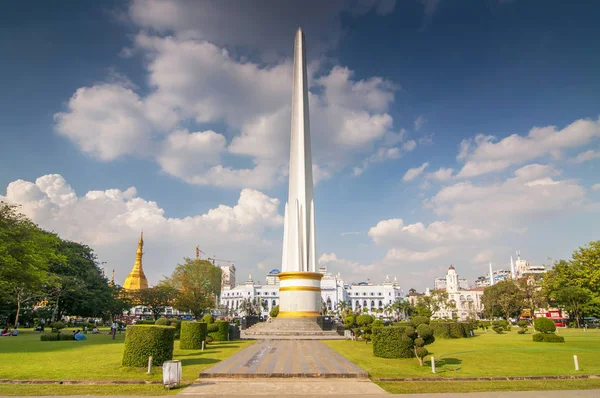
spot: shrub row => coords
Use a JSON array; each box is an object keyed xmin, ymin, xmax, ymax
[
  {"xmin": 533, "ymin": 333, "xmax": 564, "ymax": 343},
  {"xmin": 430, "ymin": 322, "xmax": 470, "ymax": 338},
  {"xmin": 154, "ymin": 318, "xmax": 181, "ymax": 339},
  {"xmin": 134, "ymin": 320, "xmax": 156, "ymax": 325},
  {"xmin": 208, "ymin": 321, "xmax": 230, "ymax": 342},
  {"xmin": 40, "ymin": 333, "xmax": 74, "ymax": 341},
  {"xmin": 122, "ymin": 325, "xmax": 175, "ymax": 367}
]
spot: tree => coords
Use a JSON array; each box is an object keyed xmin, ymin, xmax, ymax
[
  {"xmin": 543, "ymin": 241, "xmax": 600, "ymax": 321},
  {"xmin": 550, "ymin": 286, "xmax": 592, "ymax": 328},
  {"xmin": 165, "ymin": 258, "xmax": 222, "ymax": 320},
  {"xmin": 270, "ymin": 305, "xmax": 279, "ymax": 318},
  {"xmin": 390, "ymin": 300, "xmax": 413, "ymax": 320},
  {"xmin": 482, "ymin": 280, "xmax": 523, "ymax": 320},
  {"xmin": 47, "ymin": 240, "xmax": 113, "ymax": 321},
  {"xmin": 517, "ymin": 275, "xmax": 547, "ymax": 317},
  {"xmin": 417, "ymin": 290, "xmax": 451, "ymax": 318},
  {"xmin": 134, "ymin": 284, "xmax": 178, "ymax": 320},
  {"xmin": 0, "ymin": 202, "xmax": 64, "ymax": 327},
  {"xmin": 103, "ymin": 285, "xmax": 132, "ymax": 321}
]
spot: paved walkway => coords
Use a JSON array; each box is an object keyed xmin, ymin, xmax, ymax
[
  {"xmin": 198, "ymin": 340, "xmax": 367, "ymax": 378},
  {"xmin": 180, "ymin": 378, "xmax": 386, "ymax": 395}
]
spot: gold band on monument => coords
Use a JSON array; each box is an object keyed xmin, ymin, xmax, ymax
[
  {"xmin": 277, "ymin": 272, "xmax": 324, "ymax": 281},
  {"xmin": 279, "ymin": 286, "xmax": 321, "ymax": 292},
  {"xmin": 278, "ymin": 311, "xmax": 321, "ymax": 318}
]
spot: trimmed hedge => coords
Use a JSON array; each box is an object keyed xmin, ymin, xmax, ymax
[
  {"xmin": 155, "ymin": 317, "xmax": 170, "ymax": 326},
  {"xmin": 122, "ymin": 325, "xmax": 175, "ymax": 367},
  {"xmin": 201, "ymin": 314, "xmax": 214, "ymax": 324},
  {"xmin": 40, "ymin": 333, "xmax": 74, "ymax": 341},
  {"xmin": 533, "ymin": 333, "xmax": 564, "ymax": 343},
  {"xmin": 208, "ymin": 321, "xmax": 230, "ymax": 342},
  {"xmin": 372, "ymin": 326, "xmax": 415, "ymax": 358},
  {"xmin": 207, "ymin": 323, "xmax": 219, "ymax": 333},
  {"xmin": 179, "ymin": 321, "xmax": 208, "ymax": 349},
  {"xmin": 134, "ymin": 320, "xmax": 156, "ymax": 325},
  {"xmin": 430, "ymin": 322, "xmax": 469, "ymax": 338}
]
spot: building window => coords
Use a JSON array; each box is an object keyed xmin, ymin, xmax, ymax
[
  {"xmin": 378, "ymin": 300, "xmax": 383, "ymax": 308},
  {"xmin": 371, "ymin": 300, "xmax": 375, "ymax": 307},
  {"xmin": 272, "ymin": 300, "xmax": 276, "ymax": 306},
  {"xmin": 363, "ymin": 300, "xmax": 367, "ymax": 307}
]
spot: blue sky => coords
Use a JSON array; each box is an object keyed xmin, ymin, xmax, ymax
[{"xmin": 1, "ymin": 0, "xmax": 599, "ymax": 291}]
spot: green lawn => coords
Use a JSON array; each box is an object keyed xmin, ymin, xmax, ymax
[
  {"xmin": 0, "ymin": 328, "xmax": 254, "ymax": 395},
  {"xmin": 325, "ymin": 328, "xmax": 600, "ymax": 394}
]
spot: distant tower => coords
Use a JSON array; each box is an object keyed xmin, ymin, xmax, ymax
[
  {"xmin": 510, "ymin": 256, "xmax": 516, "ymax": 279},
  {"xmin": 446, "ymin": 265, "xmax": 458, "ymax": 293},
  {"xmin": 489, "ymin": 262, "xmax": 495, "ymax": 286},
  {"xmin": 123, "ymin": 232, "xmax": 149, "ymax": 290},
  {"xmin": 109, "ymin": 269, "xmax": 115, "ymax": 286}
]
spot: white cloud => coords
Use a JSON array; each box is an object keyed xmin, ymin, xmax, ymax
[
  {"xmin": 56, "ymin": 33, "xmax": 404, "ymax": 189},
  {"xmin": 414, "ymin": 115, "xmax": 426, "ymax": 131},
  {"xmin": 592, "ymin": 184, "xmax": 600, "ymax": 191},
  {"xmin": 471, "ymin": 250, "xmax": 493, "ymax": 264},
  {"xmin": 427, "ymin": 167, "xmax": 454, "ymax": 182},
  {"xmin": 384, "ymin": 246, "xmax": 449, "ymax": 263},
  {"xmin": 368, "ymin": 218, "xmax": 491, "ymax": 246},
  {"xmin": 572, "ymin": 149, "xmax": 600, "ymax": 164},
  {"xmin": 456, "ymin": 118, "xmax": 600, "ymax": 178},
  {"xmin": 403, "ymin": 162, "xmax": 429, "ymax": 182},
  {"xmin": 129, "ymin": 0, "xmax": 395, "ymax": 57},
  {"xmin": 1, "ymin": 174, "xmax": 283, "ymax": 285},
  {"xmin": 428, "ymin": 164, "xmax": 587, "ymax": 227},
  {"xmin": 318, "ymin": 252, "xmax": 376, "ymax": 278},
  {"xmin": 54, "ymin": 84, "xmax": 153, "ymax": 161}
]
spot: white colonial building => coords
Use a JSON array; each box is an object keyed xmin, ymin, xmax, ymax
[
  {"xmin": 427, "ymin": 265, "xmax": 485, "ymax": 320},
  {"xmin": 219, "ymin": 267, "xmax": 404, "ymax": 317}
]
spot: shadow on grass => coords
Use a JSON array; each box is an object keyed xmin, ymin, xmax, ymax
[
  {"xmin": 426, "ymin": 357, "xmax": 462, "ymax": 373},
  {"xmin": 179, "ymin": 358, "xmax": 220, "ymax": 367}
]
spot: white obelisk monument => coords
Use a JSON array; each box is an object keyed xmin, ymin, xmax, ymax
[{"xmin": 278, "ymin": 28, "xmax": 323, "ymax": 318}]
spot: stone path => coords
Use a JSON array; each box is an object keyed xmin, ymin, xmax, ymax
[
  {"xmin": 179, "ymin": 378, "xmax": 387, "ymax": 396},
  {"xmin": 198, "ymin": 340, "xmax": 367, "ymax": 378}
]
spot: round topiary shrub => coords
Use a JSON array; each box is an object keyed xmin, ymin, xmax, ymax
[
  {"xmin": 50, "ymin": 321, "xmax": 66, "ymax": 332},
  {"xmin": 207, "ymin": 323, "xmax": 219, "ymax": 333},
  {"xmin": 122, "ymin": 325, "xmax": 175, "ymax": 367},
  {"xmin": 201, "ymin": 314, "xmax": 214, "ymax": 324},
  {"xmin": 344, "ymin": 315, "xmax": 356, "ymax": 329},
  {"xmin": 155, "ymin": 317, "xmax": 169, "ymax": 326},
  {"xmin": 179, "ymin": 321, "xmax": 207, "ymax": 349},
  {"xmin": 356, "ymin": 314, "xmax": 374, "ymax": 327},
  {"xmin": 269, "ymin": 305, "xmax": 279, "ymax": 318},
  {"xmin": 517, "ymin": 320, "xmax": 529, "ymax": 328},
  {"xmin": 534, "ymin": 317, "xmax": 556, "ymax": 333},
  {"xmin": 372, "ymin": 319, "xmax": 384, "ymax": 328},
  {"xmin": 410, "ymin": 316, "xmax": 430, "ymax": 328}
]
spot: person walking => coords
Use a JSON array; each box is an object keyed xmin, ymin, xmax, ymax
[{"xmin": 111, "ymin": 321, "xmax": 118, "ymax": 340}]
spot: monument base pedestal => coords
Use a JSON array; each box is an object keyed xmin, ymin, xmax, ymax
[{"xmin": 277, "ymin": 272, "xmax": 323, "ymax": 319}]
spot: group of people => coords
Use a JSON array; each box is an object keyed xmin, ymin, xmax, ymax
[
  {"xmin": 1, "ymin": 326, "xmax": 18, "ymax": 336},
  {"xmin": 71, "ymin": 329, "xmax": 87, "ymax": 341}
]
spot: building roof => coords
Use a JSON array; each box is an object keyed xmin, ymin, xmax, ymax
[{"xmin": 448, "ymin": 265, "xmax": 455, "ymax": 270}]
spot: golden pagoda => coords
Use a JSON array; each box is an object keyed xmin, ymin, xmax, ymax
[{"xmin": 123, "ymin": 232, "xmax": 149, "ymax": 290}]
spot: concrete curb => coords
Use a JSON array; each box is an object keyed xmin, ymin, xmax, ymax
[
  {"xmin": 374, "ymin": 374, "xmax": 600, "ymax": 382},
  {"xmin": 0, "ymin": 379, "xmax": 163, "ymax": 385}
]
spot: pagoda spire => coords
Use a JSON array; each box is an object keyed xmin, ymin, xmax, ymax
[{"xmin": 123, "ymin": 231, "xmax": 149, "ymax": 290}]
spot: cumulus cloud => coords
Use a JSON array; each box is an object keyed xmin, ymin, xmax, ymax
[
  {"xmin": 318, "ymin": 252, "xmax": 376, "ymax": 279},
  {"xmin": 1, "ymin": 174, "xmax": 283, "ymax": 284},
  {"xmin": 572, "ymin": 149, "xmax": 600, "ymax": 164},
  {"xmin": 403, "ymin": 162, "xmax": 429, "ymax": 181},
  {"xmin": 55, "ymin": 32, "xmax": 404, "ymax": 189},
  {"xmin": 384, "ymin": 246, "xmax": 449, "ymax": 262},
  {"xmin": 128, "ymin": 0, "xmax": 395, "ymax": 57},
  {"xmin": 427, "ymin": 167, "xmax": 454, "ymax": 182},
  {"xmin": 428, "ymin": 164, "xmax": 586, "ymax": 227},
  {"xmin": 368, "ymin": 219, "xmax": 490, "ymax": 246},
  {"xmin": 54, "ymin": 84, "xmax": 154, "ymax": 161},
  {"xmin": 456, "ymin": 118, "xmax": 600, "ymax": 178},
  {"xmin": 592, "ymin": 184, "xmax": 600, "ymax": 191}
]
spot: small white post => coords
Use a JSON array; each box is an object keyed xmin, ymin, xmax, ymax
[
  {"xmin": 431, "ymin": 356, "xmax": 436, "ymax": 373},
  {"xmin": 147, "ymin": 356, "xmax": 153, "ymax": 374},
  {"xmin": 574, "ymin": 355, "xmax": 579, "ymax": 371},
  {"xmin": 202, "ymin": 341, "xmax": 205, "ymax": 352}
]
